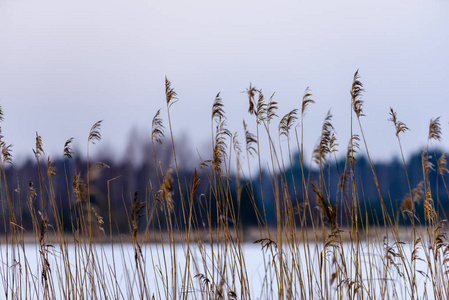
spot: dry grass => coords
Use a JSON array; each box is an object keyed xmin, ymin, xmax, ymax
[{"xmin": 1, "ymin": 71, "xmax": 449, "ymax": 299}]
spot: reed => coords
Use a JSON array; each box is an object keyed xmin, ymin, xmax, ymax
[{"xmin": 1, "ymin": 71, "xmax": 449, "ymax": 299}]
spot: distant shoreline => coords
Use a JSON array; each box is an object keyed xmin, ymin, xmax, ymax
[{"xmin": 1, "ymin": 226, "xmax": 433, "ymax": 245}]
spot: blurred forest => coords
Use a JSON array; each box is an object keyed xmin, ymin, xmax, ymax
[{"xmin": 1, "ymin": 136, "xmax": 448, "ymax": 234}]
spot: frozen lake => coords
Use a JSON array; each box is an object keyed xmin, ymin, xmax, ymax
[{"xmin": 0, "ymin": 240, "xmax": 441, "ymax": 299}]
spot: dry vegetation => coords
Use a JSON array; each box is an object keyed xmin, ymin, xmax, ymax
[{"xmin": 1, "ymin": 71, "xmax": 449, "ymax": 299}]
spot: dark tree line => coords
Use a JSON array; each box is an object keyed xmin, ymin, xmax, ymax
[{"xmin": 1, "ymin": 144, "xmax": 448, "ymax": 234}]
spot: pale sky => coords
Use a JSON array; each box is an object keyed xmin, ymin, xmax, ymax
[{"xmin": 0, "ymin": 0, "xmax": 448, "ymax": 167}]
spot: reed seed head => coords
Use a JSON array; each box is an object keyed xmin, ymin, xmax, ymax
[
  {"xmin": 1, "ymin": 144, "xmax": 13, "ymax": 165},
  {"xmin": 424, "ymin": 191, "xmax": 436, "ymax": 223},
  {"xmin": 165, "ymin": 76, "xmax": 178, "ymax": 108},
  {"xmin": 428, "ymin": 117, "xmax": 442, "ymax": 142},
  {"xmin": 88, "ymin": 120, "xmax": 103, "ymax": 145},
  {"xmin": 244, "ymin": 83, "xmax": 258, "ymax": 115},
  {"xmin": 213, "ymin": 119, "xmax": 231, "ymax": 173},
  {"xmin": 34, "ymin": 132, "xmax": 44, "ymax": 158},
  {"xmin": 212, "ymin": 92, "xmax": 226, "ymax": 122},
  {"xmin": 388, "ymin": 107, "xmax": 409, "ymax": 137},
  {"xmin": 351, "ymin": 69, "xmax": 365, "ymax": 118},
  {"xmin": 47, "ymin": 156, "xmax": 56, "ymax": 178},
  {"xmin": 158, "ymin": 166, "xmax": 174, "ymax": 212},
  {"xmin": 400, "ymin": 181, "xmax": 424, "ymax": 213},
  {"xmin": 437, "ymin": 152, "xmax": 448, "ymax": 175},
  {"xmin": 254, "ymin": 90, "xmax": 267, "ymax": 125},
  {"xmin": 151, "ymin": 109, "xmax": 165, "ymax": 145},
  {"xmin": 301, "ymin": 86, "xmax": 314, "ymax": 116},
  {"xmin": 191, "ymin": 168, "xmax": 201, "ymax": 197},
  {"xmin": 266, "ymin": 92, "xmax": 278, "ymax": 124},
  {"xmin": 279, "ymin": 109, "xmax": 298, "ymax": 139},
  {"xmin": 422, "ymin": 149, "xmax": 434, "ymax": 175},
  {"xmin": 92, "ymin": 207, "xmax": 105, "ymax": 234},
  {"xmin": 347, "ymin": 133, "xmax": 360, "ymax": 165},
  {"xmin": 28, "ymin": 180, "xmax": 37, "ymax": 201},
  {"xmin": 243, "ymin": 120, "xmax": 257, "ymax": 157},
  {"xmin": 313, "ymin": 110, "xmax": 335, "ymax": 165},
  {"xmin": 63, "ymin": 137, "xmax": 74, "ymax": 159},
  {"xmin": 232, "ymin": 132, "xmax": 242, "ymax": 159}
]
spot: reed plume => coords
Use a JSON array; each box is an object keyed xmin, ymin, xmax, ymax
[
  {"xmin": 73, "ymin": 172, "xmax": 87, "ymax": 204},
  {"xmin": 165, "ymin": 76, "xmax": 178, "ymax": 108},
  {"xmin": 90, "ymin": 161, "xmax": 110, "ymax": 170},
  {"xmin": 243, "ymin": 120, "xmax": 257, "ymax": 157},
  {"xmin": 400, "ymin": 181, "xmax": 424, "ymax": 213},
  {"xmin": 232, "ymin": 132, "xmax": 242, "ymax": 159},
  {"xmin": 437, "ymin": 153, "xmax": 448, "ymax": 176},
  {"xmin": 0, "ymin": 128, "xmax": 4, "ymax": 147},
  {"xmin": 156, "ymin": 166, "xmax": 175, "ymax": 212},
  {"xmin": 254, "ymin": 237, "xmax": 277, "ymax": 251},
  {"xmin": 329, "ymin": 132, "xmax": 338, "ymax": 154},
  {"xmin": 351, "ymin": 69, "xmax": 364, "ymax": 118},
  {"xmin": 422, "ymin": 149, "xmax": 434, "ymax": 174},
  {"xmin": 46, "ymin": 157, "xmax": 55, "ymax": 178},
  {"xmin": 212, "ymin": 92, "xmax": 225, "ymax": 122},
  {"xmin": 279, "ymin": 109, "xmax": 298, "ymax": 139},
  {"xmin": 256, "ymin": 91, "xmax": 267, "ymax": 124},
  {"xmin": 346, "ymin": 134, "xmax": 360, "ymax": 165},
  {"xmin": 244, "ymin": 83, "xmax": 258, "ymax": 115},
  {"xmin": 92, "ymin": 207, "xmax": 105, "ymax": 234},
  {"xmin": 389, "ymin": 108, "xmax": 409, "ymax": 138},
  {"xmin": 38, "ymin": 212, "xmax": 48, "ymax": 245},
  {"xmin": 213, "ymin": 119, "xmax": 231, "ymax": 173},
  {"xmin": 191, "ymin": 168, "xmax": 201, "ymax": 197},
  {"xmin": 422, "ymin": 149, "xmax": 436, "ymax": 224},
  {"xmin": 63, "ymin": 137, "xmax": 74, "ymax": 159},
  {"xmin": 0, "ymin": 127, "xmax": 12, "ymax": 164},
  {"xmin": 266, "ymin": 92, "xmax": 278, "ymax": 124},
  {"xmin": 195, "ymin": 273, "xmax": 211, "ymax": 291},
  {"xmin": 313, "ymin": 110, "xmax": 334, "ymax": 165},
  {"xmin": 28, "ymin": 180, "xmax": 37, "ymax": 201},
  {"xmin": 424, "ymin": 191, "xmax": 436, "ymax": 223},
  {"xmin": 151, "ymin": 109, "xmax": 165, "ymax": 145},
  {"xmin": 88, "ymin": 120, "xmax": 103, "ymax": 144},
  {"xmin": 89, "ymin": 162, "xmax": 110, "ymax": 181},
  {"xmin": 338, "ymin": 169, "xmax": 351, "ymax": 192},
  {"xmin": 301, "ymin": 86, "xmax": 314, "ymax": 116},
  {"xmin": 428, "ymin": 117, "xmax": 442, "ymax": 142},
  {"xmin": 312, "ymin": 182, "xmax": 337, "ymax": 231},
  {"xmin": 1, "ymin": 143, "xmax": 12, "ymax": 165},
  {"xmin": 34, "ymin": 132, "xmax": 44, "ymax": 158},
  {"xmin": 131, "ymin": 191, "xmax": 145, "ymax": 238}
]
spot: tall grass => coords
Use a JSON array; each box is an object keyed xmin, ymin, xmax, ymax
[{"xmin": 1, "ymin": 70, "xmax": 449, "ymax": 299}]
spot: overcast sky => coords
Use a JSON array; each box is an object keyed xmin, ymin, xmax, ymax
[{"xmin": 0, "ymin": 0, "xmax": 448, "ymax": 166}]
